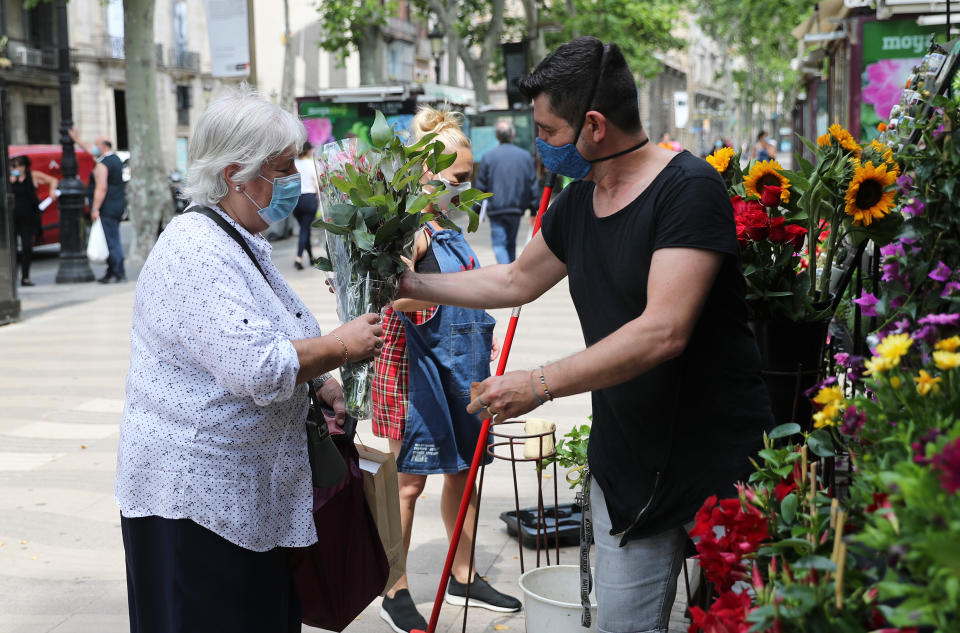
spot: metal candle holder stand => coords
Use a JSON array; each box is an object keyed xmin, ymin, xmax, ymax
[{"xmin": 486, "ymin": 420, "xmax": 561, "ymax": 573}]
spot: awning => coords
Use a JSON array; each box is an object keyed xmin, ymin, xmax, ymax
[{"xmin": 792, "ymin": 0, "xmax": 851, "ymax": 42}]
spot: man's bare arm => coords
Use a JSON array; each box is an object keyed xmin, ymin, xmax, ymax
[
  {"xmin": 467, "ymin": 247, "xmax": 724, "ymax": 420},
  {"xmin": 396, "ymin": 231, "xmax": 567, "ymax": 310}
]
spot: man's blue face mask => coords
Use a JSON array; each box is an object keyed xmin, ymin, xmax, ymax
[
  {"xmin": 534, "ymin": 44, "xmax": 648, "ymax": 180},
  {"xmin": 244, "ymin": 172, "xmax": 302, "ymax": 225}
]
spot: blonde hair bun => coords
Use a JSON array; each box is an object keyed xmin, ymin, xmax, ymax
[{"xmin": 412, "ymin": 105, "xmax": 470, "ymax": 150}]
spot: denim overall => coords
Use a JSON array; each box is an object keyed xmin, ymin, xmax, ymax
[{"xmin": 396, "ymin": 225, "xmax": 496, "ymax": 474}]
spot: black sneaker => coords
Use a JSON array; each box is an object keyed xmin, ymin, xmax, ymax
[
  {"xmin": 445, "ymin": 575, "xmax": 522, "ymax": 613},
  {"xmin": 380, "ymin": 589, "xmax": 427, "ymax": 633}
]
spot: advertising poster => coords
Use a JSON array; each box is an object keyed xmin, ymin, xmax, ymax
[
  {"xmin": 298, "ymin": 99, "xmax": 418, "ymax": 150},
  {"xmin": 204, "ymin": 0, "xmax": 250, "ymax": 78},
  {"xmin": 860, "ymin": 20, "xmax": 943, "ymax": 142}
]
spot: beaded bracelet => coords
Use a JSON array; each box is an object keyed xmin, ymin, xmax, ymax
[
  {"xmin": 529, "ymin": 372, "xmax": 545, "ymax": 406},
  {"xmin": 538, "ymin": 365, "xmax": 554, "ymax": 401},
  {"xmin": 331, "ymin": 334, "xmax": 349, "ymax": 366}
]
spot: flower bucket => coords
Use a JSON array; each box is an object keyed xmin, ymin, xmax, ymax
[
  {"xmin": 518, "ymin": 565, "xmax": 597, "ymax": 633},
  {"xmin": 752, "ymin": 317, "xmax": 830, "ymax": 428}
]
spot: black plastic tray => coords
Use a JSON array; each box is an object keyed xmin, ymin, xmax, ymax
[{"xmin": 499, "ymin": 502, "xmax": 585, "ymax": 549}]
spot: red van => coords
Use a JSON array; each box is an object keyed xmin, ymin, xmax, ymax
[{"xmin": 8, "ymin": 144, "xmax": 96, "ymax": 246}]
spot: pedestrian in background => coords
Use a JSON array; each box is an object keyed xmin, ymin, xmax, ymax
[
  {"xmin": 293, "ymin": 141, "xmax": 319, "ymax": 270},
  {"xmin": 114, "ymin": 86, "xmax": 384, "ymax": 633},
  {"xmin": 397, "ymin": 36, "xmax": 772, "ymax": 633},
  {"xmin": 750, "ymin": 130, "xmax": 776, "ymax": 162},
  {"xmin": 70, "ymin": 129, "xmax": 127, "ymax": 283},
  {"xmin": 9, "ymin": 155, "xmax": 58, "ymax": 286},
  {"xmin": 374, "ymin": 106, "xmax": 519, "ymax": 633},
  {"xmin": 475, "ymin": 120, "xmax": 540, "ymax": 264}
]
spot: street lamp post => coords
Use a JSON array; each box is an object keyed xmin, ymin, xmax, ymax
[
  {"xmin": 55, "ymin": 0, "xmax": 94, "ymax": 284},
  {"xmin": 427, "ymin": 26, "xmax": 444, "ymax": 84}
]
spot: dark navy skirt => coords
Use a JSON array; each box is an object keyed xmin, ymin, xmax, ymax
[{"xmin": 120, "ymin": 515, "xmax": 301, "ymax": 633}]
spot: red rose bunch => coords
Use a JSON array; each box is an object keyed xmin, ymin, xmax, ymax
[{"xmin": 732, "ymin": 196, "xmax": 807, "ymax": 252}]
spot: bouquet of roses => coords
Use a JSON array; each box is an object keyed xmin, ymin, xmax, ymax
[{"xmin": 314, "ymin": 111, "xmax": 490, "ymax": 417}]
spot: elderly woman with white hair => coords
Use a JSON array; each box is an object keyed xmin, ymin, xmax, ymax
[{"xmin": 114, "ymin": 87, "xmax": 383, "ymax": 632}]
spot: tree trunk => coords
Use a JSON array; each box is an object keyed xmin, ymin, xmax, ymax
[
  {"xmin": 455, "ymin": 0, "xmax": 505, "ymax": 105},
  {"xmin": 357, "ymin": 25, "xmax": 384, "ymax": 85},
  {"xmin": 446, "ymin": 31, "xmax": 458, "ymax": 85},
  {"xmin": 280, "ymin": 0, "xmax": 295, "ymax": 111},
  {"xmin": 520, "ymin": 0, "xmax": 546, "ymax": 67},
  {"xmin": 124, "ymin": 0, "xmax": 168, "ymax": 265}
]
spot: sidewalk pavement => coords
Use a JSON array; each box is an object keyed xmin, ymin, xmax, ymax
[{"xmin": 0, "ymin": 220, "xmax": 693, "ymax": 633}]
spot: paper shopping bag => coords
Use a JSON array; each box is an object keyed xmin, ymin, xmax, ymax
[{"xmin": 356, "ymin": 443, "xmax": 405, "ymax": 595}]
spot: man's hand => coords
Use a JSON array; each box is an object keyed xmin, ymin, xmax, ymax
[
  {"xmin": 68, "ymin": 127, "xmax": 80, "ymax": 144},
  {"xmin": 91, "ymin": 210, "xmax": 100, "ymax": 222},
  {"xmin": 490, "ymin": 335, "xmax": 501, "ymax": 363},
  {"xmin": 466, "ymin": 369, "xmax": 541, "ymax": 424},
  {"xmin": 318, "ymin": 378, "xmax": 346, "ymax": 429}
]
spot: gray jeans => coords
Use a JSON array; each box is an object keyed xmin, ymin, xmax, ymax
[{"xmin": 590, "ymin": 478, "xmax": 691, "ymax": 633}]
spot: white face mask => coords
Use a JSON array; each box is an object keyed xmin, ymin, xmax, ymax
[{"xmin": 432, "ymin": 175, "xmax": 472, "ymax": 212}]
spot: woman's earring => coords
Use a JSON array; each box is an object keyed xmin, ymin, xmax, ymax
[{"xmin": 235, "ymin": 185, "xmax": 241, "ymax": 192}]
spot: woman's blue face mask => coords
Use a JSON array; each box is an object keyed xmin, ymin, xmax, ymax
[{"xmin": 244, "ymin": 173, "xmax": 302, "ymax": 225}]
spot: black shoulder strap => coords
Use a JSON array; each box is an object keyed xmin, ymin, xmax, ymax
[{"xmin": 192, "ymin": 206, "xmax": 269, "ymax": 284}]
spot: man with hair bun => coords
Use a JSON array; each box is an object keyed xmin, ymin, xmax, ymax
[
  {"xmin": 398, "ymin": 38, "xmax": 773, "ymax": 632},
  {"xmin": 476, "ymin": 119, "xmax": 540, "ymax": 263}
]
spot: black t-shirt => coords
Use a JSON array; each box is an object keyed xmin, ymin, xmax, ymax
[{"xmin": 540, "ymin": 151, "xmax": 773, "ymax": 542}]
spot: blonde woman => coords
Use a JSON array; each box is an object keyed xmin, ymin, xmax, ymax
[{"xmin": 372, "ymin": 107, "xmax": 520, "ymax": 633}]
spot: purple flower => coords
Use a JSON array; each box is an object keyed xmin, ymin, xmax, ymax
[
  {"xmin": 841, "ymin": 406, "xmax": 866, "ymax": 437},
  {"xmin": 855, "ymin": 291, "xmax": 880, "ymax": 317},
  {"xmin": 933, "ymin": 438, "xmax": 960, "ymax": 494},
  {"xmin": 913, "ymin": 324, "xmax": 940, "ymax": 345},
  {"xmin": 880, "ymin": 242, "xmax": 906, "ymax": 259},
  {"xmin": 882, "ymin": 261, "xmax": 904, "ymax": 283},
  {"xmin": 897, "ymin": 173, "xmax": 913, "ymax": 194},
  {"xmin": 942, "ymin": 281, "xmax": 960, "ymax": 298},
  {"xmin": 918, "ymin": 313, "xmax": 960, "ymax": 326},
  {"xmin": 804, "ymin": 375, "xmax": 837, "ymax": 399},
  {"xmin": 930, "ymin": 261, "xmax": 953, "ymax": 282},
  {"xmin": 892, "ymin": 318, "xmax": 913, "ymax": 334},
  {"xmin": 935, "ymin": 124, "xmax": 947, "ymax": 138},
  {"xmin": 834, "ymin": 352, "xmax": 849, "ymax": 366}
]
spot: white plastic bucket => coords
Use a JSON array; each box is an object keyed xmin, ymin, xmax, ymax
[{"xmin": 518, "ymin": 565, "xmax": 598, "ymax": 633}]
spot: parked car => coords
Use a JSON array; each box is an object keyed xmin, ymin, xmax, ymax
[{"xmin": 8, "ymin": 144, "xmax": 96, "ymax": 246}]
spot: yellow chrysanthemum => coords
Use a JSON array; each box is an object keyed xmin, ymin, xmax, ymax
[
  {"xmin": 933, "ymin": 350, "xmax": 960, "ymax": 371},
  {"xmin": 869, "ymin": 139, "xmax": 894, "ymax": 163},
  {"xmin": 876, "ymin": 333, "xmax": 914, "ymax": 363},
  {"xmin": 743, "ymin": 160, "xmax": 791, "ymax": 203},
  {"xmin": 889, "ymin": 375, "xmax": 902, "ymax": 389},
  {"xmin": 865, "ymin": 355, "xmax": 896, "ymax": 375},
  {"xmin": 914, "ymin": 369, "xmax": 942, "ymax": 396},
  {"xmin": 829, "ymin": 123, "xmax": 862, "ymax": 155},
  {"xmin": 844, "ymin": 161, "xmax": 898, "ymax": 226},
  {"xmin": 813, "ymin": 401, "xmax": 843, "ymax": 429},
  {"xmin": 813, "ymin": 385, "xmax": 844, "ymax": 406},
  {"xmin": 706, "ymin": 147, "xmax": 735, "ymax": 174},
  {"xmin": 935, "ymin": 336, "xmax": 960, "ymax": 352}
]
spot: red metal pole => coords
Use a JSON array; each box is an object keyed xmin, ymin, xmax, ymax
[{"xmin": 419, "ymin": 173, "xmax": 559, "ymax": 633}]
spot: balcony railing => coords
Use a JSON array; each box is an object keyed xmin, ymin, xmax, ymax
[
  {"xmin": 6, "ymin": 40, "xmax": 58, "ymax": 70},
  {"xmin": 169, "ymin": 48, "xmax": 199, "ymax": 72},
  {"xmin": 102, "ymin": 35, "xmax": 164, "ymax": 67}
]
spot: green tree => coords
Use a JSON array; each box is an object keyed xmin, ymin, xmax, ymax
[
  {"xmin": 314, "ymin": 0, "xmax": 395, "ymax": 85},
  {"xmin": 540, "ymin": 0, "xmax": 685, "ymax": 80},
  {"xmin": 697, "ymin": 0, "xmax": 819, "ymax": 134}
]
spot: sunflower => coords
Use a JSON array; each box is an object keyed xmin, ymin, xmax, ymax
[
  {"xmin": 706, "ymin": 147, "xmax": 735, "ymax": 174},
  {"xmin": 829, "ymin": 123, "xmax": 861, "ymax": 155},
  {"xmin": 817, "ymin": 133, "xmax": 832, "ymax": 147},
  {"xmin": 867, "ymin": 139, "xmax": 900, "ymax": 176},
  {"xmin": 844, "ymin": 161, "xmax": 897, "ymax": 226},
  {"xmin": 744, "ymin": 160, "xmax": 791, "ymax": 203}
]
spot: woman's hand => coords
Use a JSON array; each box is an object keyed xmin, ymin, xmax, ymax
[
  {"xmin": 490, "ymin": 335, "xmax": 501, "ymax": 363},
  {"xmin": 318, "ymin": 378, "xmax": 346, "ymax": 429},
  {"xmin": 330, "ymin": 313, "xmax": 384, "ymax": 363},
  {"xmin": 466, "ymin": 369, "xmax": 541, "ymax": 424}
]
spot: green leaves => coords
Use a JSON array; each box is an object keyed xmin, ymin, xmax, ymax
[
  {"xmin": 769, "ymin": 423, "xmax": 802, "ymax": 440},
  {"xmin": 807, "ymin": 429, "xmax": 836, "ymax": 458},
  {"xmin": 370, "ymin": 110, "xmax": 392, "ymax": 150}
]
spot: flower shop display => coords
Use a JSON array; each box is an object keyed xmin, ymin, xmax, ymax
[
  {"xmin": 705, "ymin": 126, "xmax": 902, "ymax": 425},
  {"xmin": 313, "ymin": 111, "xmax": 490, "ymax": 417},
  {"xmin": 689, "ymin": 95, "xmax": 960, "ymax": 633}
]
